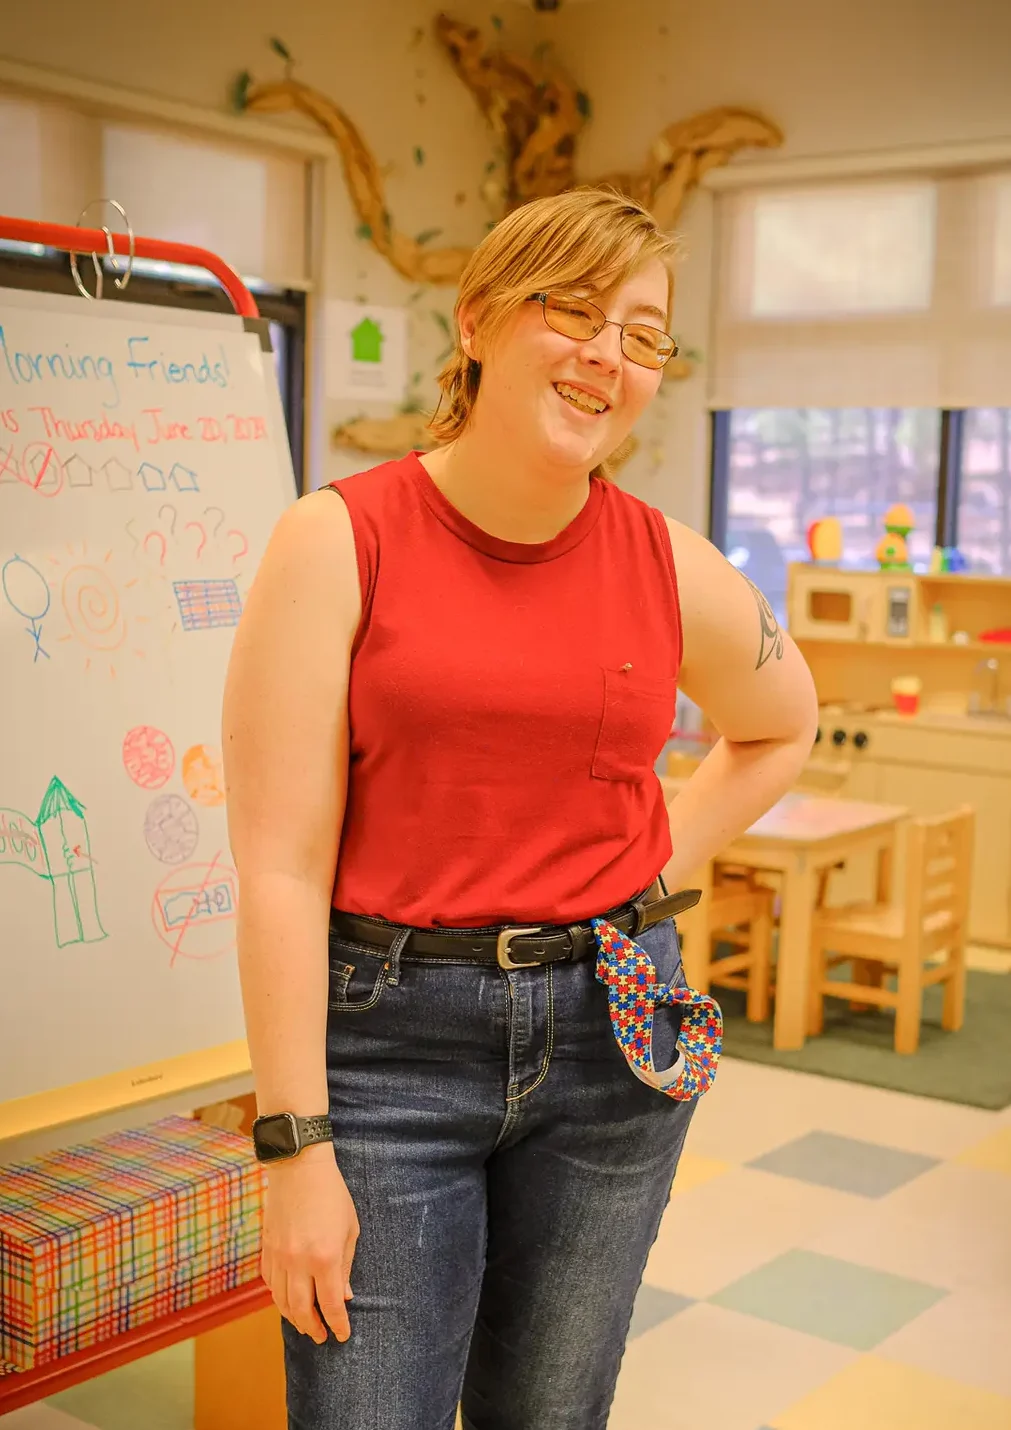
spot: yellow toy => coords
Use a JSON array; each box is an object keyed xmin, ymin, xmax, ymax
[{"xmin": 877, "ymin": 503, "xmax": 914, "ymax": 570}]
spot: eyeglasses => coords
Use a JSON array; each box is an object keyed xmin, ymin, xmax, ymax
[{"xmin": 527, "ymin": 292, "xmax": 678, "ymax": 370}]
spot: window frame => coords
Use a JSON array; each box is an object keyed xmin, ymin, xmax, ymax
[{"xmin": 709, "ymin": 406, "xmax": 968, "ymax": 558}]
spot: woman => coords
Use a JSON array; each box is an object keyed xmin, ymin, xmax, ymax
[{"xmin": 222, "ymin": 187, "xmax": 817, "ymax": 1430}]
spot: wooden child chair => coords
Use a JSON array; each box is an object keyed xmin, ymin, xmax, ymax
[
  {"xmin": 808, "ymin": 805, "xmax": 974, "ymax": 1054},
  {"xmin": 675, "ymin": 858, "xmax": 775, "ymax": 1022}
]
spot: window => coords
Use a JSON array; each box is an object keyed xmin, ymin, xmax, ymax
[
  {"xmin": 958, "ymin": 408, "xmax": 1011, "ymax": 575},
  {"xmin": 714, "ymin": 408, "xmax": 941, "ymax": 623}
]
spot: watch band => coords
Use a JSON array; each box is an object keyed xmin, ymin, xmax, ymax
[{"xmin": 296, "ymin": 1114, "xmax": 332, "ymax": 1147}]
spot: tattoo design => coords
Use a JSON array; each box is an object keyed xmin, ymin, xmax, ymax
[{"xmin": 742, "ymin": 575, "xmax": 784, "ymax": 670}]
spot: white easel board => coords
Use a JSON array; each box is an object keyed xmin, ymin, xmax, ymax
[{"xmin": 0, "ymin": 285, "xmax": 296, "ymax": 1140}]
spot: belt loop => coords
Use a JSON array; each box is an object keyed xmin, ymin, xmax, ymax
[{"xmin": 386, "ymin": 927, "xmax": 410, "ymax": 986}]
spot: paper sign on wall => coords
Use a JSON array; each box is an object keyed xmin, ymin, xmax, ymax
[{"xmin": 327, "ymin": 300, "xmax": 408, "ymax": 403}]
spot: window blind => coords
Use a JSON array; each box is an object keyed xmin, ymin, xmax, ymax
[
  {"xmin": 710, "ymin": 169, "xmax": 1011, "ymax": 409},
  {"xmin": 0, "ymin": 90, "xmax": 307, "ymax": 288}
]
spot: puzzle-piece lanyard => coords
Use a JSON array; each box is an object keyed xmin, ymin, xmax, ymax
[{"xmin": 591, "ymin": 918, "xmax": 723, "ymax": 1101}]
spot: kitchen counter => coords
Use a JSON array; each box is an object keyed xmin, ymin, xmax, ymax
[{"xmin": 875, "ymin": 708, "xmax": 1011, "ymax": 737}]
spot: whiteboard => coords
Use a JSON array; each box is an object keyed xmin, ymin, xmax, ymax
[{"xmin": 0, "ymin": 285, "xmax": 295, "ymax": 1118}]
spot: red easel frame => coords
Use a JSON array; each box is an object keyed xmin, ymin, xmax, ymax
[
  {"xmin": 0, "ymin": 215, "xmax": 260, "ymax": 318},
  {"xmin": 0, "ymin": 222, "xmax": 269, "ymax": 1408}
]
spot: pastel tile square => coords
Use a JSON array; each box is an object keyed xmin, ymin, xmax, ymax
[
  {"xmin": 610, "ymin": 1302, "xmax": 855, "ymax": 1430},
  {"xmin": 807, "ymin": 1162, "xmax": 1011, "ymax": 1293},
  {"xmin": 49, "ymin": 1341, "xmax": 193, "ymax": 1430},
  {"xmin": 670, "ymin": 1152, "xmax": 732, "ymax": 1194},
  {"xmin": 687, "ymin": 1061, "xmax": 820, "ymax": 1163},
  {"xmin": 710, "ymin": 1250, "xmax": 947, "ymax": 1351},
  {"xmin": 956, "ymin": 1126, "xmax": 1011, "ymax": 1176},
  {"xmin": 645, "ymin": 1167, "xmax": 864, "ymax": 1300},
  {"xmin": 875, "ymin": 1286, "xmax": 1011, "ymax": 1397},
  {"xmin": 770, "ymin": 1354, "xmax": 1011, "ymax": 1430},
  {"xmin": 628, "ymin": 1283, "xmax": 693, "ymax": 1340},
  {"xmin": 748, "ymin": 1131, "xmax": 938, "ymax": 1197},
  {"xmin": 2, "ymin": 1408, "xmax": 99, "ymax": 1430},
  {"xmin": 781, "ymin": 1080, "xmax": 1001, "ymax": 1160}
]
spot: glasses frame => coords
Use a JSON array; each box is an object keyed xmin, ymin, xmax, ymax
[{"xmin": 527, "ymin": 291, "xmax": 678, "ymax": 369}]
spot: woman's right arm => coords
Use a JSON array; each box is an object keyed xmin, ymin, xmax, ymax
[{"xmin": 222, "ymin": 488, "xmax": 362, "ymax": 1345}]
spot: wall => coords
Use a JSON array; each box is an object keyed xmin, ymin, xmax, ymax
[
  {"xmin": 544, "ymin": 0, "xmax": 1011, "ymax": 528},
  {"xmin": 4, "ymin": 0, "xmax": 1011, "ymax": 519},
  {"xmin": 0, "ymin": 0, "xmax": 539, "ymax": 487}
]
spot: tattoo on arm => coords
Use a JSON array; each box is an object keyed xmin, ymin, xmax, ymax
[{"xmin": 742, "ymin": 574, "xmax": 784, "ymax": 670}]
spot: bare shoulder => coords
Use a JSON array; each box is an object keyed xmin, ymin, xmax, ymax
[
  {"xmin": 663, "ymin": 515, "xmax": 816, "ymax": 743},
  {"xmin": 241, "ymin": 488, "xmax": 360, "ymax": 629}
]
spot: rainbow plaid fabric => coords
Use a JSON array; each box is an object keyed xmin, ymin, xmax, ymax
[
  {"xmin": 0, "ymin": 1116, "xmax": 265, "ymax": 1371},
  {"xmin": 592, "ymin": 918, "xmax": 723, "ymax": 1101}
]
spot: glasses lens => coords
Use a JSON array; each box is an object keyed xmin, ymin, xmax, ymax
[
  {"xmin": 621, "ymin": 324, "xmax": 675, "ymax": 370},
  {"xmin": 542, "ymin": 294, "xmax": 602, "ymax": 340}
]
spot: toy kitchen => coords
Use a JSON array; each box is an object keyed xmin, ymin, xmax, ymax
[{"xmin": 787, "ymin": 524, "xmax": 1011, "ymax": 947}]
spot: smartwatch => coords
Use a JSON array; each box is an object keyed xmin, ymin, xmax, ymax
[{"xmin": 251, "ymin": 1112, "xmax": 332, "ymax": 1164}]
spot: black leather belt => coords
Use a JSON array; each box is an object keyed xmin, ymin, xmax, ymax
[{"xmin": 330, "ymin": 881, "xmax": 702, "ymax": 971}]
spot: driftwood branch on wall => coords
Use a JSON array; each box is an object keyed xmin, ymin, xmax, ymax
[
  {"xmin": 235, "ymin": 16, "xmax": 781, "ymax": 464},
  {"xmin": 237, "ymin": 14, "xmax": 781, "ymax": 285}
]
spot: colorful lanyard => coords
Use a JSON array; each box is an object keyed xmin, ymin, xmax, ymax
[{"xmin": 591, "ymin": 918, "xmax": 723, "ymax": 1101}]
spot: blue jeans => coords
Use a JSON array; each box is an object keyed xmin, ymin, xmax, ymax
[{"xmin": 283, "ymin": 912, "xmax": 697, "ymax": 1430}]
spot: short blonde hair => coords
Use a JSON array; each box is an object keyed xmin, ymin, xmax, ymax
[{"xmin": 429, "ymin": 188, "xmax": 678, "ymax": 446}]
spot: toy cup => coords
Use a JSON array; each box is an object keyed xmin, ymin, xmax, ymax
[{"xmin": 890, "ymin": 676, "xmax": 922, "ymax": 716}]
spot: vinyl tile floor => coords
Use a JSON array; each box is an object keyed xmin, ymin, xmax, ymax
[{"xmin": 4, "ymin": 1059, "xmax": 1010, "ymax": 1430}]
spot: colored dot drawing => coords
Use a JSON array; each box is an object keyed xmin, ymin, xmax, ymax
[
  {"xmin": 181, "ymin": 744, "xmax": 225, "ymax": 807},
  {"xmin": 123, "ymin": 726, "xmax": 176, "ymax": 790},
  {"xmin": 144, "ymin": 793, "xmax": 199, "ymax": 865}
]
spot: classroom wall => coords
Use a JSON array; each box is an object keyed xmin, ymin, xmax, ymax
[
  {"xmin": 4, "ymin": 0, "xmax": 1011, "ymax": 524},
  {"xmin": 548, "ymin": 0, "xmax": 1011, "ymax": 529}
]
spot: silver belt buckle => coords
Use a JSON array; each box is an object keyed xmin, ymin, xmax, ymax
[{"xmin": 496, "ymin": 925, "xmax": 545, "ymax": 970}]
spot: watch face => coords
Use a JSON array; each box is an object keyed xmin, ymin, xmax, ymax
[{"xmin": 254, "ymin": 1114, "xmax": 298, "ymax": 1162}]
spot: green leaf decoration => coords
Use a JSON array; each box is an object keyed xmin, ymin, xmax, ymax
[
  {"xmin": 230, "ymin": 71, "xmax": 252, "ymax": 112},
  {"xmin": 431, "ymin": 311, "xmax": 452, "ymax": 336},
  {"xmin": 415, "ymin": 228, "xmax": 442, "ymax": 246},
  {"xmin": 412, "ymin": 371, "xmax": 423, "ymax": 385},
  {"xmin": 485, "ymin": 159, "xmax": 498, "ymax": 173},
  {"xmin": 491, "ymin": 13, "xmax": 503, "ymax": 28},
  {"xmin": 356, "ymin": 223, "xmax": 373, "ymax": 241},
  {"xmin": 576, "ymin": 91, "xmax": 592, "ymax": 119},
  {"xmin": 269, "ymin": 36, "xmax": 291, "ymax": 61},
  {"xmin": 413, "ymin": 146, "xmax": 426, "ymax": 166}
]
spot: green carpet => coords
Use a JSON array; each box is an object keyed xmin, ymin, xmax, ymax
[{"xmin": 717, "ymin": 967, "xmax": 1011, "ymax": 1110}]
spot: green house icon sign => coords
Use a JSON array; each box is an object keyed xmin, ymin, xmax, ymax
[{"xmin": 350, "ymin": 316, "xmax": 384, "ymax": 364}]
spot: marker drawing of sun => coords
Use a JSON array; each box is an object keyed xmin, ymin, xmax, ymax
[{"xmin": 49, "ymin": 542, "xmax": 151, "ymax": 678}]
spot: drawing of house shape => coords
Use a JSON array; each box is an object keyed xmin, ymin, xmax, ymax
[
  {"xmin": 102, "ymin": 458, "xmax": 133, "ymax": 492},
  {"xmin": 139, "ymin": 462, "xmax": 166, "ymax": 491},
  {"xmin": 350, "ymin": 316, "xmax": 384, "ymax": 364},
  {"xmin": 36, "ymin": 776, "xmax": 107, "ymax": 947}
]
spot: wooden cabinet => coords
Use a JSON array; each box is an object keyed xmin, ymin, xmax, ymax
[
  {"xmin": 867, "ymin": 720, "xmax": 1011, "ymax": 946},
  {"xmin": 874, "ymin": 762, "xmax": 1011, "ymax": 944},
  {"xmin": 808, "ymin": 717, "xmax": 1011, "ymax": 945}
]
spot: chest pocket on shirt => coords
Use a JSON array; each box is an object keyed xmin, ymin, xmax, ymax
[{"xmin": 591, "ymin": 667, "xmax": 677, "ymax": 783}]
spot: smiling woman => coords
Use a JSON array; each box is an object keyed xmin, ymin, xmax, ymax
[
  {"xmin": 222, "ymin": 186, "xmax": 818, "ymax": 1430},
  {"xmin": 426, "ymin": 187, "xmax": 679, "ymax": 486}
]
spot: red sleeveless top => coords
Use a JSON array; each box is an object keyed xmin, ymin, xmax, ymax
[{"xmin": 329, "ymin": 453, "xmax": 682, "ymax": 929}]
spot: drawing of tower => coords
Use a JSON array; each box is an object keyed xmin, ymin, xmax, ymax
[{"xmin": 36, "ymin": 777, "xmax": 108, "ymax": 946}]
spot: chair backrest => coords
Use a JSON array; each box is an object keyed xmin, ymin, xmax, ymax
[{"xmin": 903, "ymin": 805, "xmax": 975, "ymax": 950}]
